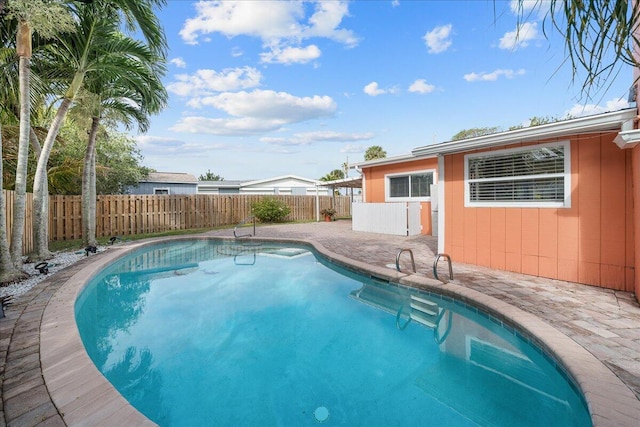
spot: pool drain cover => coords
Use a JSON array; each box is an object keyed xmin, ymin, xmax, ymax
[{"xmin": 314, "ymin": 406, "xmax": 329, "ymax": 423}]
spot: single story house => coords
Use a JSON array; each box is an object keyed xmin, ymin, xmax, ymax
[
  {"xmin": 353, "ymin": 108, "xmax": 640, "ymax": 298},
  {"xmin": 198, "ymin": 175, "xmax": 330, "ymax": 196},
  {"xmin": 128, "ymin": 172, "xmax": 199, "ymax": 195}
]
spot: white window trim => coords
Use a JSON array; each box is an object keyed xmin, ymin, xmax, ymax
[
  {"xmin": 384, "ymin": 169, "xmax": 436, "ymax": 202},
  {"xmin": 154, "ymin": 187, "xmax": 170, "ymax": 195},
  {"xmin": 464, "ymin": 141, "xmax": 571, "ymax": 208}
]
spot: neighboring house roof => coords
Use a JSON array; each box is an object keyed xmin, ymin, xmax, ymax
[
  {"xmin": 412, "ymin": 108, "xmax": 637, "ymax": 157},
  {"xmin": 241, "ymin": 175, "xmax": 324, "ymax": 187},
  {"xmin": 142, "ymin": 172, "xmax": 198, "ymax": 184},
  {"xmin": 198, "ymin": 180, "xmax": 246, "ymax": 188},
  {"xmin": 198, "ymin": 175, "xmax": 325, "ymax": 189}
]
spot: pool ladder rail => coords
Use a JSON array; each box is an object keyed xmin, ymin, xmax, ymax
[
  {"xmin": 396, "ymin": 249, "xmax": 416, "ymax": 273},
  {"xmin": 433, "ymin": 253, "xmax": 453, "ymax": 283},
  {"xmin": 396, "ymin": 294, "xmax": 453, "ymax": 344},
  {"xmin": 234, "ymin": 216, "xmax": 256, "ymax": 238},
  {"xmin": 395, "ymin": 249, "xmax": 454, "ymax": 283}
]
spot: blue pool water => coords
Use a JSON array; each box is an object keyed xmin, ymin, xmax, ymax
[{"xmin": 75, "ymin": 240, "xmax": 591, "ymax": 426}]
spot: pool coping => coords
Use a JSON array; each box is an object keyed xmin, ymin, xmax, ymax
[{"xmin": 40, "ymin": 235, "xmax": 640, "ymax": 426}]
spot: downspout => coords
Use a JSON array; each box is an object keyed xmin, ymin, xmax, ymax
[{"xmin": 437, "ymin": 155, "xmax": 445, "ymax": 253}]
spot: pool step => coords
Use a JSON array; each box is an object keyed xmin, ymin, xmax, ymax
[{"xmin": 409, "ymin": 295, "xmax": 440, "ymax": 329}]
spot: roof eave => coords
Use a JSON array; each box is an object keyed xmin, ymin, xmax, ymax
[
  {"xmin": 412, "ymin": 109, "xmax": 637, "ymax": 157},
  {"xmin": 351, "ymin": 153, "xmax": 429, "ymax": 168}
]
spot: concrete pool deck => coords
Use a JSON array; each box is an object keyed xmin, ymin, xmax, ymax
[{"xmin": 1, "ymin": 220, "xmax": 639, "ymax": 426}]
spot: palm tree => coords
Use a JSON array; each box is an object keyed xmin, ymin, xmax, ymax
[
  {"xmin": 30, "ymin": 0, "xmax": 167, "ymax": 258},
  {"xmin": 2, "ymin": 0, "xmax": 74, "ymax": 267},
  {"xmin": 364, "ymin": 145, "xmax": 387, "ymax": 161},
  {"xmin": 512, "ymin": 0, "xmax": 640, "ymax": 98},
  {"xmin": 0, "ymin": 121, "xmax": 25, "ymax": 282},
  {"xmin": 76, "ymin": 39, "xmax": 166, "ymax": 246},
  {"xmin": 320, "ymin": 169, "xmax": 345, "ymax": 182},
  {"xmin": 109, "ymin": 0, "xmax": 167, "ymax": 56},
  {"xmin": 0, "ymin": 17, "xmax": 24, "ymax": 280}
]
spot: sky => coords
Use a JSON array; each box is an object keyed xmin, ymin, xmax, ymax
[{"xmin": 134, "ymin": 0, "xmax": 634, "ymax": 181}]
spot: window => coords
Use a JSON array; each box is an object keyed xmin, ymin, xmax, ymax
[
  {"xmin": 154, "ymin": 188, "xmax": 169, "ymax": 195},
  {"xmin": 385, "ymin": 170, "xmax": 434, "ymax": 201},
  {"xmin": 464, "ymin": 141, "xmax": 570, "ymax": 208}
]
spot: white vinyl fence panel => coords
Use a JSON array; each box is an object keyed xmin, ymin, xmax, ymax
[
  {"xmin": 352, "ymin": 202, "xmax": 422, "ymax": 236},
  {"xmin": 407, "ymin": 202, "xmax": 421, "ymax": 236}
]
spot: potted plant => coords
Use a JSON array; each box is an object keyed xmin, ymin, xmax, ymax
[{"xmin": 320, "ymin": 207, "xmax": 337, "ymax": 222}]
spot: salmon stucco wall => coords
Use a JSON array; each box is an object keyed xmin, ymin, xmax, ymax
[
  {"xmin": 634, "ymin": 144, "xmax": 640, "ymax": 298},
  {"xmin": 443, "ymin": 133, "xmax": 635, "ymax": 292},
  {"xmin": 362, "ymin": 158, "xmax": 438, "ymax": 235}
]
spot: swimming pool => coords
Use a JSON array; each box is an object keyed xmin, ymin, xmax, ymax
[{"xmin": 74, "ymin": 239, "xmax": 590, "ymax": 426}]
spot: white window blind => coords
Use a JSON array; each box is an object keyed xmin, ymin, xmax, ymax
[{"xmin": 465, "ymin": 142, "xmax": 570, "ymax": 208}]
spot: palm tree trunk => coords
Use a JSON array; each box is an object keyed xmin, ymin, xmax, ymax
[
  {"xmin": 82, "ymin": 116, "xmax": 99, "ymax": 246},
  {"xmin": 29, "ymin": 126, "xmax": 41, "ymax": 159},
  {"xmin": 32, "ymin": 97, "xmax": 73, "ymax": 259},
  {"xmin": 89, "ymin": 138, "xmax": 97, "ymax": 244},
  {"xmin": 10, "ymin": 53, "xmax": 31, "ymax": 267},
  {"xmin": 32, "ymin": 66, "xmax": 85, "ymax": 259},
  {"xmin": 0, "ymin": 123, "xmax": 26, "ymax": 283}
]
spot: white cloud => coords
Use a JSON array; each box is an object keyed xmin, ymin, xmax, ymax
[
  {"xmin": 231, "ymin": 46, "xmax": 244, "ymax": 57},
  {"xmin": 510, "ymin": 0, "xmax": 549, "ymax": 17},
  {"xmin": 499, "ymin": 22, "xmax": 538, "ymax": 50},
  {"xmin": 565, "ymin": 98, "xmax": 630, "ymax": 117},
  {"xmin": 136, "ymin": 135, "xmax": 227, "ymax": 155},
  {"xmin": 170, "ymin": 57, "xmax": 187, "ymax": 68},
  {"xmin": 364, "ymin": 82, "xmax": 384, "ymax": 96},
  {"xmin": 180, "ymin": 1, "xmax": 301, "ymax": 44},
  {"xmin": 170, "ymin": 116, "xmax": 285, "ymax": 136},
  {"xmin": 167, "ymin": 67, "xmax": 262, "ymax": 97},
  {"xmin": 464, "ymin": 68, "xmax": 526, "ymax": 82},
  {"xmin": 409, "ymin": 79, "xmax": 436, "ymax": 94},
  {"xmin": 340, "ymin": 143, "xmax": 365, "ymax": 153},
  {"xmin": 364, "ymin": 82, "xmax": 398, "ymax": 96},
  {"xmin": 180, "ymin": 0, "xmax": 358, "ymax": 47},
  {"xmin": 260, "ymin": 44, "xmax": 321, "ymax": 65},
  {"xmin": 193, "ymin": 90, "xmax": 336, "ymax": 120},
  {"xmin": 170, "ymin": 90, "xmax": 337, "ymax": 136},
  {"xmin": 305, "ymin": 1, "xmax": 359, "ymax": 47},
  {"xmin": 510, "ymin": 0, "xmax": 538, "ymax": 13},
  {"xmin": 423, "ymin": 24, "xmax": 453, "ymax": 54},
  {"xmin": 261, "ymin": 131, "xmax": 374, "ymax": 146}
]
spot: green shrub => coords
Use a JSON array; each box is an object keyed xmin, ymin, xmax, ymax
[{"xmin": 251, "ymin": 198, "xmax": 291, "ymax": 223}]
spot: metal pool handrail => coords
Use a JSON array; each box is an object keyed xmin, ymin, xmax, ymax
[
  {"xmin": 234, "ymin": 216, "xmax": 256, "ymax": 238},
  {"xmin": 433, "ymin": 253, "xmax": 453, "ymax": 283},
  {"xmin": 395, "ymin": 248, "xmax": 416, "ymax": 273}
]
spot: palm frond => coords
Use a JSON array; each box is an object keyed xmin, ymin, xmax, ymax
[{"xmin": 512, "ymin": 0, "xmax": 639, "ymax": 100}]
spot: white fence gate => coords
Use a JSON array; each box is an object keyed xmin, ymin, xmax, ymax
[{"xmin": 351, "ymin": 202, "xmax": 422, "ymax": 236}]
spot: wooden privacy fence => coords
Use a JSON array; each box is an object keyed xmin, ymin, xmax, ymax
[{"xmin": 3, "ymin": 191, "xmax": 351, "ymax": 253}]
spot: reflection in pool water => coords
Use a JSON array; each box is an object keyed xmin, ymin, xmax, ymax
[{"xmin": 75, "ymin": 240, "xmax": 591, "ymax": 426}]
